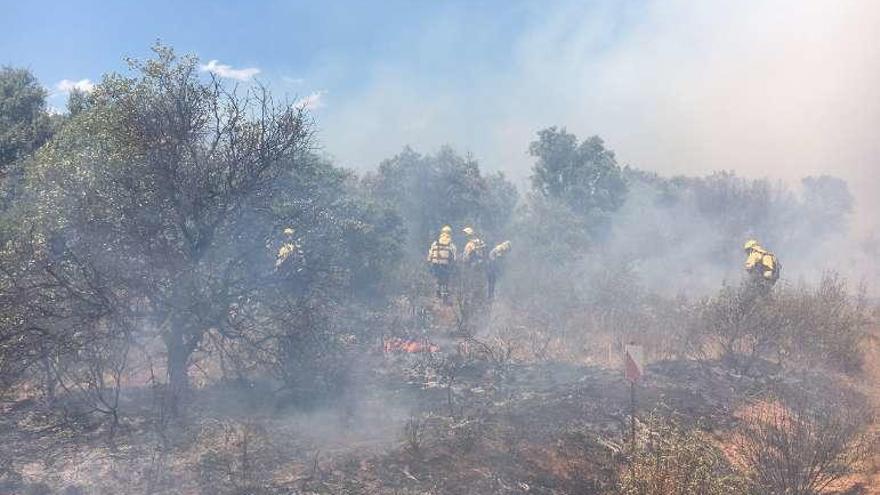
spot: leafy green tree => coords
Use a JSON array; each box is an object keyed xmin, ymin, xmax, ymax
[
  {"xmin": 0, "ymin": 67, "xmax": 52, "ymax": 172},
  {"xmin": 365, "ymin": 145, "xmax": 517, "ymax": 257},
  {"xmin": 65, "ymin": 88, "xmax": 93, "ymax": 117},
  {"xmin": 529, "ymin": 127, "xmax": 627, "ymax": 217}
]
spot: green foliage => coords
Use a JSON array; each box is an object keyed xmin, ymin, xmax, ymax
[
  {"xmin": 777, "ymin": 273, "xmax": 867, "ymax": 373},
  {"xmin": 514, "ymin": 193, "xmax": 592, "ymax": 261},
  {"xmin": 4, "ymin": 43, "xmax": 399, "ymax": 406},
  {"xmin": 529, "ymin": 126, "xmax": 627, "ymax": 218},
  {"xmin": 692, "ymin": 273, "xmax": 867, "ymax": 374},
  {"xmin": 683, "ymin": 171, "xmax": 797, "ymax": 249},
  {"xmin": 619, "ymin": 418, "xmax": 747, "ymax": 495},
  {"xmin": 512, "ymin": 127, "xmax": 628, "ymax": 274},
  {"xmin": 0, "ymin": 67, "xmax": 52, "ymax": 171},
  {"xmin": 65, "ymin": 88, "xmax": 93, "ymax": 117},
  {"xmin": 365, "ymin": 145, "xmax": 517, "ymax": 253},
  {"xmin": 498, "ymin": 128, "xmax": 629, "ymax": 324}
]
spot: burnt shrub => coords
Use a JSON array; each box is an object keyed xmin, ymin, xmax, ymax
[{"xmin": 735, "ymin": 390, "xmax": 874, "ymax": 495}]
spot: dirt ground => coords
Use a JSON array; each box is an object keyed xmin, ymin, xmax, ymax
[{"xmin": 1, "ymin": 315, "xmax": 878, "ymax": 494}]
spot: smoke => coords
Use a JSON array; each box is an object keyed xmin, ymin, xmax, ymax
[
  {"xmin": 318, "ymin": 0, "xmax": 880, "ymax": 231},
  {"xmin": 599, "ymin": 172, "xmax": 870, "ymax": 297}
]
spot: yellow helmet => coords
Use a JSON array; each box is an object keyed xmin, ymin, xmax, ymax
[
  {"xmin": 440, "ymin": 225, "xmax": 453, "ymax": 235},
  {"xmin": 283, "ymin": 227, "xmax": 295, "ymax": 236},
  {"xmin": 462, "ymin": 227, "xmax": 475, "ymax": 237},
  {"xmin": 743, "ymin": 239, "xmax": 759, "ymax": 251}
]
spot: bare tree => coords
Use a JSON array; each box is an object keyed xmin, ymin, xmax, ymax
[{"xmin": 735, "ymin": 392, "xmax": 874, "ymax": 495}]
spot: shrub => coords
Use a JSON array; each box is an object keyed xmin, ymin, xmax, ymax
[
  {"xmin": 781, "ymin": 273, "xmax": 867, "ymax": 373},
  {"xmin": 735, "ymin": 391, "xmax": 874, "ymax": 495},
  {"xmin": 692, "ymin": 273, "xmax": 867, "ymax": 374},
  {"xmin": 619, "ymin": 417, "xmax": 746, "ymax": 495}
]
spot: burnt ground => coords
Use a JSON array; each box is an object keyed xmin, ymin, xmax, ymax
[{"xmin": 2, "ymin": 337, "xmax": 875, "ymax": 495}]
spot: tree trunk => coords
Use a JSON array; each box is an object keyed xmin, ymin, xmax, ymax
[
  {"xmin": 165, "ymin": 327, "xmax": 190, "ymax": 416},
  {"xmin": 41, "ymin": 354, "xmax": 57, "ymax": 405}
]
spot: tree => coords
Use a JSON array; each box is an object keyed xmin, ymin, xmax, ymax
[
  {"xmin": 611, "ymin": 170, "xmax": 855, "ymax": 278},
  {"xmin": 801, "ymin": 175, "xmax": 853, "ymax": 237},
  {"xmin": 65, "ymin": 88, "xmax": 93, "ymax": 117},
  {"xmin": 13, "ymin": 44, "xmax": 397, "ymax": 413},
  {"xmin": 529, "ymin": 127, "xmax": 627, "ymax": 217},
  {"xmin": 365, "ymin": 145, "xmax": 517, "ymax": 258},
  {"xmin": 0, "ymin": 67, "xmax": 52, "ymax": 173}
]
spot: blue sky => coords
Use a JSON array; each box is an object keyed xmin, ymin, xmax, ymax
[
  {"xmin": 0, "ymin": 1, "xmax": 644, "ymax": 169},
  {"xmin": 2, "ymin": 1, "xmax": 559, "ymax": 111},
  {"xmin": 2, "ymin": 0, "xmax": 879, "ymax": 214}
]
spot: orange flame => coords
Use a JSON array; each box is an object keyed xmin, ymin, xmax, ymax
[{"xmin": 383, "ymin": 337, "xmax": 440, "ymax": 354}]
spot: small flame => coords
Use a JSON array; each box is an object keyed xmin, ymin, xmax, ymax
[{"xmin": 384, "ymin": 337, "xmax": 440, "ymax": 354}]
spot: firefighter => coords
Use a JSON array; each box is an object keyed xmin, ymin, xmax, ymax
[
  {"xmin": 461, "ymin": 227, "xmax": 487, "ymax": 266},
  {"xmin": 275, "ymin": 227, "xmax": 302, "ymax": 270},
  {"xmin": 427, "ymin": 225, "xmax": 457, "ymax": 303},
  {"xmin": 486, "ymin": 240, "xmax": 511, "ymax": 300},
  {"xmin": 743, "ymin": 239, "xmax": 779, "ymax": 293}
]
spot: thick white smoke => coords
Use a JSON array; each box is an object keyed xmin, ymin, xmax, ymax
[
  {"xmin": 321, "ymin": 0, "xmax": 880, "ymax": 232},
  {"xmin": 317, "ymin": 0, "xmax": 880, "ymax": 292}
]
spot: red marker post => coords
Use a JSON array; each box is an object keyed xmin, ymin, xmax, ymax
[{"xmin": 624, "ymin": 343, "xmax": 644, "ymax": 446}]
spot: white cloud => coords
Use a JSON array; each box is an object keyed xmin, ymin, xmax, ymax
[
  {"xmin": 283, "ymin": 76, "xmax": 305, "ymax": 85},
  {"xmin": 200, "ymin": 60, "xmax": 261, "ymax": 81},
  {"xmin": 295, "ymin": 90, "xmax": 326, "ymax": 111},
  {"xmin": 55, "ymin": 78, "xmax": 95, "ymax": 94}
]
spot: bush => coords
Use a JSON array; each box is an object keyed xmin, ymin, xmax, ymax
[
  {"xmin": 781, "ymin": 273, "xmax": 867, "ymax": 373},
  {"xmin": 690, "ymin": 282, "xmax": 788, "ymax": 373},
  {"xmin": 619, "ymin": 417, "xmax": 746, "ymax": 495},
  {"xmin": 735, "ymin": 391, "xmax": 874, "ymax": 495},
  {"xmin": 692, "ymin": 273, "xmax": 867, "ymax": 374}
]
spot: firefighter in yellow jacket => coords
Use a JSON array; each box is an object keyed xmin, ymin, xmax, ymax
[
  {"xmin": 275, "ymin": 227, "xmax": 302, "ymax": 271},
  {"xmin": 461, "ymin": 227, "xmax": 487, "ymax": 266},
  {"xmin": 486, "ymin": 240, "xmax": 511, "ymax": 300},
  {"xmin": 427, "ymin": 225, "xmax": 457, "ymax": 303},
  {"xmin": 743, "ymin": 239, "xmax": 779, "ymax": 292}
]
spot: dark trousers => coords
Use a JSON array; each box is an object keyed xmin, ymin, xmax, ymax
[
  {"xmin": 486, "ymin": 263, "xmax": 499, "ymax": 300},
  {"xmin": 432, "ymin": 264, "xmax": 452, "ymax": 302}
]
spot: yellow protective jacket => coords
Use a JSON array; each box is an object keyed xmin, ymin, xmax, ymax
[
  {"xmin": 462, "ymin": 238, "xmax": 487, "ymax": 264},
  {"xmin": 428, "ymin": 234, "xmax": 457, "ymax": 265},
  {"xmin": 489, "ymin": 241, "xmax": 511, "ymax": 261},
  {"xmin": 744, "ymin": 246, "xmax": 778, "ymax": 280},
  {"xmin": 276, "ymin": 241, "xmax": 301, "ymax": 269}
]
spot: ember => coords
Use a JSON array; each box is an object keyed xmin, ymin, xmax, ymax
[{"xmin": 384, "ymin": 337, "xmax": 440, "ymax": 354}]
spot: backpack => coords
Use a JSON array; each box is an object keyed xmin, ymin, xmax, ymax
[
  {"xmin": 466, "ymin": 239, "xmax": 486, "ymax": 264},
  {"xmin": 764, "ymin": 253, "xmax": 781, "ymax": 282},
  {"xmin": 430, "ymin": 240, "xmax": 453, "ymax": 265}
]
